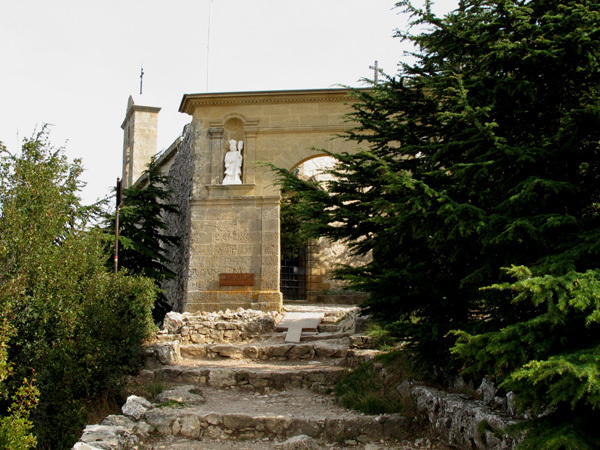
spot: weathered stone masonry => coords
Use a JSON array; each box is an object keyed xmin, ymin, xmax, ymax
[{"xmin": 124, "ymin": 90, "xmax": 363, "ymax": 313}]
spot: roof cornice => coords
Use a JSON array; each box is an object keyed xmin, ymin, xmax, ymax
[
  {"xmin": 179, "ymin": 88, "xmax": 359, "ymax": 115},
  {"xmin": 121, "ymin": 104, "xmax": 162, "ymax": 129}
]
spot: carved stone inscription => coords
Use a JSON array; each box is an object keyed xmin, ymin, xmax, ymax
[{"xmin": 219, "ymin": 273, "xmax": 255, "ymax": 286}]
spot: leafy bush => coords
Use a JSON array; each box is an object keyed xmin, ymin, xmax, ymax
[
  {"xmin": 0, "ymin": 317, "xmax": 39, "ymax": 450},
  {"xmin": 0, "ymin": 131, "xmax": 156, "ymax": 448}
]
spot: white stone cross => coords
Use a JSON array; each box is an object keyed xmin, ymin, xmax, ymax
[{"xmin": 275, "ymin": 312, "xmax": 324, "ymax": 343}]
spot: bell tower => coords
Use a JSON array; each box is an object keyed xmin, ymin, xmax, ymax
[{"xmin": 121, "ymin": 95, "xmax": 161, "ymax": 187}]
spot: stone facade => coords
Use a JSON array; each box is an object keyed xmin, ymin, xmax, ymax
[{"xmin": 124, "ymin": 89, "xmax": 361, "ymax": 313}]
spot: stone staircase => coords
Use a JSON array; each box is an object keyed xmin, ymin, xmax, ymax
[{"xmin": 74, "ymin": 304, "xmax": 445, "ymax": 450}]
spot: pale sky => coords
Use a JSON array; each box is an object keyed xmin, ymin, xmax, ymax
[{"xmin": 0, "ymin": 0, "xmax": 458, "ymax": 205}]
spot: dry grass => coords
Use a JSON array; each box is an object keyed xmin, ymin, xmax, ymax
[{"xmin": 85, "ymin": 390, "xmax": 125, "ymax": 425}]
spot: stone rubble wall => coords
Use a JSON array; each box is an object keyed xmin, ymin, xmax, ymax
[
  {"xmin": 161, "ymin": 124, "xmax": 194, "ymax": 313},
  {"xmin": 143, "ymin": 308, "xmax": 361, "ymax": 368},
  {"xmin": 144, "ymin": 309, "xmax": 282, "ymax": 368},
  {"xmin": 400, "ymin": 381, "xmax": 524, "ymax": 449},
  {"xmin": 159, "ymin": 309, "xmax": 281, "ymax": 344}
]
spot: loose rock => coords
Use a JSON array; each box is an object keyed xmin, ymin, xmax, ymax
[{"xmin": 275, "ymin": 434, "xmax": 320, "ymax": 450}]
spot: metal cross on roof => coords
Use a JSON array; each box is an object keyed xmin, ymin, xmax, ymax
[
  {"xmin": 139, "ymin": 66, "xmax": 144, "ymax": 95},
  {"xmin": 369, "ymin": 60, "xmax": 381, "ymax": 84}
]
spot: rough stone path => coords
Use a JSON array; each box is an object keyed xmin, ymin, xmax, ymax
[{"xmin": 74, "ymin": 303, "xmax": 448, "ymax": 450}]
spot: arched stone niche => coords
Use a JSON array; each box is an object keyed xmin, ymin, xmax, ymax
[
  {"xmin": 206, "ymin": 114, "xmax": 258, "ymax": 189},
  {"xmin": 224, "ymin": 117, "xmax": 245, "ymax": 143},
  {"xmin": 223, "ymin": 117, "xmax": 246, "ymax": 184}
]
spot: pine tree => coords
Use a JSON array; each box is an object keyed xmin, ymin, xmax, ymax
[
  {"xmin": 115, "ymin": 157, "xmax": 179, "ymax": 321},
  {"xmin": 271, "ymin": 0, "xmax": 600, "ymax": 444}
]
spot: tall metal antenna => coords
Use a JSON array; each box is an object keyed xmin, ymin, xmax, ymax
[
  {"xmin": 206, "ymin": 0, "xmax": 213, "ymax": 92},
  {"xmin": 140, "ymin": 65, "xmax": 144, "ymax": 95}
]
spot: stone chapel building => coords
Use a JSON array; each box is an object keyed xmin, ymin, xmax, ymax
[{"xmin": 121, "ymin": 89, "xmax": 364, "ymax": 314}]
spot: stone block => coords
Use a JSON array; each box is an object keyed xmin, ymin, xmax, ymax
[
  {"xmin": 179, "ymin": 415, "xmax": 201, "ymax": 438},
  {"xmin": 381, "ymin": 414, "xmax": 409, "ymax": 438},
  {"xmin": 223, "ymin": 330, "xmax": 241, "ymax": 340},
  {"xmin": 190, "ymin": 334, "xmax": 207, "ymax": 344},
  {"xmin": 287, "ymin": 418, "xmax": 322, "ymax": 439},
  {"xmin": 314, "ymin": 344, "xmax": 344, "ymax": 358},
  {"xmin": 208, "ymin": 368, "xmax": 237, "ymax": 387},
  {"xmin": 203, "ymin": 412, "xmax": 223, "ymax": 426},
  {"xmin": 243, "ymin": 346, "xmax": 260, "ymax": 358},
  {"xmin": 122, "ymin": 395, "xmax": 152, "ymax": 421},
  {"xmin": 288, "ymin": 344, "xmax": 315, "ymax": 360},
  {"xmin": 222, "ymin": 414, "xmax": 257, "ymax": 430},
  {"xmin": 211, "ymin": 344, "xmax": 243, "ymax": 359},
  {"xmin": 143, "ymin": 409, "xmax": 176, "ymax": 435},
  {"xmin": 101, "ymin": 415, "xmax": 135, "ymax": 429},
  {"xmin": 156, "ymin": 385, "xmax": 205, "ymax": 406},
  {"xmin": 263, "ymin": 416, "xmax": 293, "ymax": 437},
  {"xmin": 263, "ymin": 344, "xmax": 293, "ymax": 358}
]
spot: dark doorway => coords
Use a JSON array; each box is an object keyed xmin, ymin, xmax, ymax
[{"xmin": 280, "ymin": 245, "xmax": 306, "ymax": 300}]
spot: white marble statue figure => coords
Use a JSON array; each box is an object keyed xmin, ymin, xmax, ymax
[{"xmin": 223, "ymin": 139, "xmax": 243, "ymax": 184}]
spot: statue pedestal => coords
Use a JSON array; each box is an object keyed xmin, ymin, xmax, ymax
[{"xmin": 185, "ymin": 192, "xmax": 282, "ymax": 313}]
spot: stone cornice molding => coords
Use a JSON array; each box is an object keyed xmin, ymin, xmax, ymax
[
  {"xmin": 121, "ymin": 104, "xmax": 162, "ymax": 129},
  {"xmin": 190, "ymin": 195, "xmax": 280, "ymax": 207},
  {"xmin": 179, "ymin": 88, "xmax": 359, "ymax": 115}
]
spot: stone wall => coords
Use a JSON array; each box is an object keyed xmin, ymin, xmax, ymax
[
  {"xmin": 400, "ymin": 381, "xmax": 524, "ymax": 449},
  {"xmin": 162, "ymin": 124, "xmax": 194, "ymax": 313},
  {"xmin": 306, "ymin": 237, "xmax": 371, "ymax": 304},
  {"xmin": 160, "ymin": 309, "xmax": 280, "ymax": 345}
]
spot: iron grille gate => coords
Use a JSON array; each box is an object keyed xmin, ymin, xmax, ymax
[{"xmin": 280, "ymin": 245, "xmax": 306, "ymax": 300}]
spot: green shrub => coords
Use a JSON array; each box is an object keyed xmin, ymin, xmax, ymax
[
  {"xmin": 0, "ymin": 317, "xmax": 39, "ymax": 450},
  {"xmin": 335, "ymin": 350, "xmax": 423, "ymax": 415},
  {"xmin": 365, "ymin": 322, "xmax": 399, "ymax": 350},
  {"xmin": 0, "ymin": 132, "xmax": 156, "ymax": 448}
]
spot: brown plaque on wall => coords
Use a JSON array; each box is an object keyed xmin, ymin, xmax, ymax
[{"xmin": 219, "ymin": 273, "xmax": 255, "ymax": 286}]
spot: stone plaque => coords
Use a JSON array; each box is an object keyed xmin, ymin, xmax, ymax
[{"xmin": 219, "ymin": 273, "xmax": 255, "ymax": 286}]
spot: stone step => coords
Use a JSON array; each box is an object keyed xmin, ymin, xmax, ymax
[
  {"xmin": 145, "ymin": 334, "xmax": 357, "ymax": 369},
  {"xmin": 141, "ymin": 407, "xmax": 407, "ymax": 444},
  {"xmin": 144, "ymin": 361, "xmax": 348, "ymax": 392},
  {"xmin": 100, "ymin": 386, "xmax": 410, "ymax": 447},
  {"xmin": 179, "ymin": 340, "xmax": 350, "ymax": 362},
  {"xmin": 140, "ymin": 436, "xmax": 437, "ymax": 449}
]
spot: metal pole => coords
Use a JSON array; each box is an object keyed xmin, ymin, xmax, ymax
[
  {"xmin": 115, "ymin": 178, "xmax": 122, "ymax": 274},
  {"xmin": 206, "ymin": 0, "xmax": 213, "ymax": 92}
]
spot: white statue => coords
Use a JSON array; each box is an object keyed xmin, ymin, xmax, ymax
[{"xmin": 223, "ymin": 139, "xmax": 243, "ymax": 185}]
